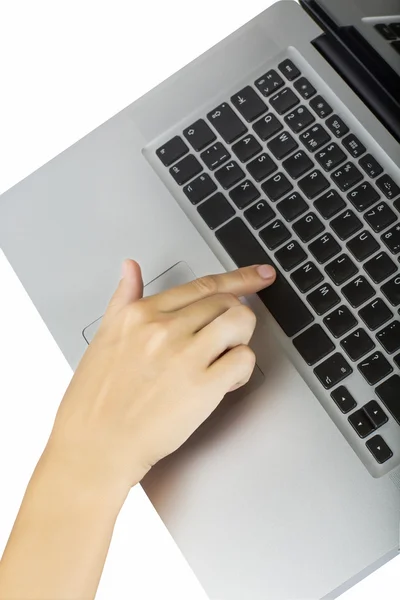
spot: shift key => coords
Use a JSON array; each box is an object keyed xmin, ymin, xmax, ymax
[{"xmin": 216, "ymin": 218, "xmax": 314, "ymax": 337}]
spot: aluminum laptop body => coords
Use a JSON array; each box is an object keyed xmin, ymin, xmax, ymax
[{"xmin": 0, "ymin": 1, "xmax": 399, "ymax": 598}]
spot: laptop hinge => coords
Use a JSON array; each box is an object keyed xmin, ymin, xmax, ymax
[
  {"xmin": 300, "ymin": 0, "xmax": 400, "ymax": 145},
  {"xmin": 312, "ymin": 32, "xmax": 400, "ymax": 144}
]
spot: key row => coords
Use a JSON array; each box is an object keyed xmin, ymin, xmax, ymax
[{"xmin": 294, "ymin": 317, "xmax": 400, "ymax": 365}]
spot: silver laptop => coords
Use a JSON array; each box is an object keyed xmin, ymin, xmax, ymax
[{"xmin": 0, "ymin": 0, "xmax": 399, "ymax": 598}]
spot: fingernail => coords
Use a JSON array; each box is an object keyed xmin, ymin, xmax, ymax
[{"xmin": 256, "ymin": 264, "xmax": 275, "ymax": 279}]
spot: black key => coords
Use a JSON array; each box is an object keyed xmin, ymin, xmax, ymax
[
  {"xmin": 347, "ymin": 182, "xmax": 380, "ymax": 212},
  {"xmin": 359, "ymin": 298, "xmax": 393, "ymax": 331},
  {"xmin": 331, "ymin": 386, "xmax": 357, "ymax": 413},
  {"xmin": 267, "ymin": 131, "xmax": 298, "ymax": 160},
  {"xmin": 377, "ymin": 321, "xmax": 400, "ymax": 354},
  {"xmin": 300, "ymin": 124, "xmax": 331, "ymax": 152},
  {"xmin": 314, "ymin": 189, "xmax": 346, "ymax": 220},
  {"xmin": 253, "ymin": 113, "xmax": 283, "ymax": 141},
  {"xmin": 309, "ymin": 233, "xmax": 341, "ymax": 264},
  {"xmin": 293, "ymin": 324, "xmax": 334, "ymax": 365},
  {"xmin": 207, "ymin": 103, "xmax": 247, "ymax": 144},
  {"xmin": 247, "ymin": 153, "xmax": 277, "ymax": 182},
  {"xmin": 364, "ymin": 251, "xmax": 397, "ymax": 284},
  {"xmin": 364, "ymin": 401, "xmax": 388, "ymax": 429},
  {"xmin": 391, "ymin": 40, "xmax": 400, "ymax": 54},
  {"xmin": 325, "ymin": 254, "xmax": 358, "ymax": 285},
  {"xmin": 395, "ymin": 198, "xmax": 400, "ymax": 213},
  {"xmin": 374, "ymin": 23, "xmax": 397, "ymax": 40},
  {"xmin": 376, "ymin": 375, "xmax": 400, "ymax": 424},
  {"xmin": 183, "ymin": 174, "xmax": 217, "ymax": 205},
  {"xmin": 231, "ymin": 87, "xmax": 267, "ymax": 122},
  {"xmin": 364, "ymin": 202, "xmax": 397, "ymax": 232},
  {"xmin": 197, "ymin": 193, "xmax": 235, "ymax": 230},
  {"xmin": 275, "ymin": 240, "xmax": 307, "ymax": 271},
  {"xmin": 214, "ymin": 161, "xmax": 245, "ymax": 190},
  {"xmin": 366, "ymin": 435, "xmax": 393, "ymax": 464},
  {"xmin": 342, "ymin": 134, "xmax": 366, "ymax": 158},
  {"xmin": 157, "ymin": 136, "xmax": 188, "ymax": 166},
  {"xmin": 262, "ymin": 172, "xmax": 293, "ymax": 201},
  {"xmin": 229, "ymin": 179, "xmax": 260, "ymax": 209},
  {"xmin": 183, "ymin": 120, "xmax": 216, "ymax": 151},
  {"xmin": 294, "ymin": 77, "xmax": 316, "ymax": 99},
  {"xmin": 331, "ymin": 162, "xmax": 363, "ymax": 192},
  {"xmin": 255, "ymin": 70, "xmax": 284, "ymax": 97},
  {"xmin": 169, "ymin": 154, "xmax": 202, "ymax": 185},
  {"xmin": 315, "ymin": 143, "xmax": 346, "ymax": 172},
  {"xmin": 298, "ymin": 170, "xmax": 329, "ymax": 199},
  {"xmin": 326, "ymin": 114, "xmax": 349, "ymax": 138},
  {"xmin": 314, "ymin": 353, "xmax": 352, "ymax": 389},
  {"xmin": 331, "ymin": 209, "xmax": 362, "ymax": 240},
  {"xmin": 348, "ymin": 410, "xmax": 375, "ymax": 438},
  {"xmin": 269, "ymin": 88, "xmax": 300, "ymax": 115},
  {"xmin": 291, "ymin": 261, "xmax": 323, "ymax": 293},
  {"xmin": 359, "ymin": 154, "xmax": 383, "ymax": 179},
  {"xmin": 347, "ymin": 230, "xmax": 379, "ymax": 262},
  {"xmin": 324, "ymin": 305, "xmax": 358, "ymax": 338},
  {"xmin": 342, "ymin": 275, "xmax": 375, "ymax": 308},
  {"xmin": 341, "ymin": 328, "xmax": 375, "ymax": 361},
  {"xmin": 382, "ymin": 223, "xmax": 400, "ymax": 255},
  {"xmin": 293, "ymin": 212, "xmax": 324, "ymax": 243},
  {"xmin": 232, "ymin": 135, "xmax": 262, "ymax": 163},
  {"xmin": 382, "ymin": 275, "xmax": 400, "ymax": 306},
  {"xmin": 278, "ymin": 59, "xmax": 301, "ymax": 81},
  {"xmin": 307, "ymin": 283, "xmax": 340, "ymax": 315},
  {"xmin": 200, "ymin": 142, "xmax": 231, "ymax": 170},
  {"xmin": 244, "ymin": 200, "xmax": 275, "ymax": 230},
  {"xmin": 395, "ymin": 353, "xmax": 400, "ymax": 368},
  {"xmin": 282, "ymin": 151, "xmax": 313, "ymax": 179},
  {"xmin": 389, "ymin": 23, "xmax": 400, "ymax": 36},
  {"xmin": 277, "ymin": 192, "xmax": 308, "ymax": 222},
  {"xmin": 215, "ymin": 218, "xmax": 314, "ymax": 336},
  {"xmin": 284, "ymin": 106, "xmax": 315, "ymax": 134},
  {"xmin": 259, "ymin": 219, "xmax": 291, "ymax": 250},
  {"xmin": 309, "ymin": 95, "xmax": 333, "ymax": 119},
  {"xmin": 358, "ymin": 351, "xmax": 393, "ymax": 385},
  {"xmin": 376, "ymin": 174, "xmax": 400, "ymax": 200}
]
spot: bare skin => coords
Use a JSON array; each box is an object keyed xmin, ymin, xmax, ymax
[{"xmin": 0, "ymin": 259, "xmax": 276, "ymax": 600}]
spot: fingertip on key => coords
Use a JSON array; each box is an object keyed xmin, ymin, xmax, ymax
[{"xmin": 256, "ymin": 264, "xmax": 276, "ymax": 280}]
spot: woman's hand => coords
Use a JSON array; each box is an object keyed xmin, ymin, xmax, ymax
[
  {"xmin": 0, "ymin": 259, "xmax": 276, "ymax": 600},
  {"xmin": 48, "ymin": 260, "xmax": 276, "ymax": 496}
]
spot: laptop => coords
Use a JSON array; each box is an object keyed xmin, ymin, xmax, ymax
[{"xmin": 0, "ymin": 0, "xmax": 399, "ymax": 597}]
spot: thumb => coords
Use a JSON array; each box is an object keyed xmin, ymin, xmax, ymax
[{"xmin": 106, "ymin": 259, "xmax": 144, "ymax": 316}]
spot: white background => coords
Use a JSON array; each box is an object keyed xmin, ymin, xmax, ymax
[{"xmin": 0, "ymin": 1, "xmax": 399, "ymax": 598}]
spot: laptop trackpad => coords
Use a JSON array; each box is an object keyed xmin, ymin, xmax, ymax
[{"xmin": 82, "ymin": 261, "xmax": 197, "ymax": 344}]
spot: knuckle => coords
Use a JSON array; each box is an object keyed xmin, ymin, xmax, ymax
[
  {"xmin": 127, "ymin": 301, "xmax": 147, "ymax": 323},
  {"xmin": 193, "ymin": 275, "xmax": 218, "ymax": 296},
  {"xmin": 239, "ymin": 345, "xmax": 256, "ymax": 368},
  {"xmin": 237, "ymin": 304, "xmax": 257, "ymax": 327},
  {"xmin": 144, "ymin": 318, "xmax": 171, "ymax": 349}
]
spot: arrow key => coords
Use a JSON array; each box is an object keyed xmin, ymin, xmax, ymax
[
  {"xmin": 366, "ymin": 435, "xmax": 393, "ymax": 464},
  {"xmin": 331, "ymin": 385, "xmax": 357, "ymax": 413},
  {"xmin": 363, "ymin": 400, "xmax": 388, "ymax": 428},
  {"xmin": 348, "ymin": 409, "xmax": 375, "ymax": 438}
]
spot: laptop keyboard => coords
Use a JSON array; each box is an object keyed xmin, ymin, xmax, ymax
[
  {"xmin": 374, "ymin": 21, "xmax": 400, "ymax": 54},
  {"xmin": 154, "ymin": 57, "xmax": 400, "ymax": 473}
]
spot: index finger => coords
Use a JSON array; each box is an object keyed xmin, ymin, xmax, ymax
[{"xmin": 149, "ymin": 264, "xmax": 276, "ymax": 312}]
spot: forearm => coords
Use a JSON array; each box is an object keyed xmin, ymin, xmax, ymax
[{"xmin": 0, "ymin": 445, "xmax": 128, "ymax": 600}]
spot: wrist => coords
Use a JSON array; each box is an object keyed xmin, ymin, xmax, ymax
[{"xmin": 34, "ymin": 441, "xmax": 131, "ymax": 517}]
